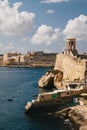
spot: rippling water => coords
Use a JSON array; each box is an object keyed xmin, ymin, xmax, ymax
[{"xmin": 0, "ymin": 67, "xmax": 76, "ymax": 130}]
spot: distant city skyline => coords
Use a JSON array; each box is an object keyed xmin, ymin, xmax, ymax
[{"xmin": 0, "ymin": 0, "xmax": 87, "ymax": 54}]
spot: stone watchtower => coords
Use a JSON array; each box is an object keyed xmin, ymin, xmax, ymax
[{"xmin": 65, "ymin": 38, "xmax": 78, "ymax": 56}]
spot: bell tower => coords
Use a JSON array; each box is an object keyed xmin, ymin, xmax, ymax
[{"xmin": 65, "ymin": 38, "xmax": 78, "ymax": 56}]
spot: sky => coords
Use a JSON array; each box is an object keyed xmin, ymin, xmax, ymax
[{"xmin": 0, "ymin": 0, "xmax": 87, "ymax": 54}]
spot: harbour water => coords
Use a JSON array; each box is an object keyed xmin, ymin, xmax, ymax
[{"xmin": 0, "ymin": 67, "xmax": 76, "ymax": 130}]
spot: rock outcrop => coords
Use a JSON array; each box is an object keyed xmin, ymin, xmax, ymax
[
  {"xmin": 38, "ymin": 70, "xmax": 63, "ymax": 89},
  {"xmin": 38, "ymin": 71, "xmax": 54, "ymax": 89}
]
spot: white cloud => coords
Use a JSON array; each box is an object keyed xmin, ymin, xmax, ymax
[
  {"xmin": 41, "ymin": 0, "xmax": 69, "ymax": 4},
  {"xmin": 0, "ymin": 0, "xmax": 35, "ymax": 35},
  {"xmin": 22, "ymin": 37, "xmax": 30, "ymax": 43},
  {"xmin": 31, "ymin": 25, "xmax": 61, "ymax": 45},
  {"xmin": 63, "ymin": 15, "xmax": 87, "ymax": 41},
  {"xmin": 46, "ymin": 9, "xmax": 55, "ymax": 14}
]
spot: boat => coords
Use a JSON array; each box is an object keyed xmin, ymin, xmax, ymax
[{"xmin": 25, "ymin": 82, "xmax": 87, "ymax": 114}]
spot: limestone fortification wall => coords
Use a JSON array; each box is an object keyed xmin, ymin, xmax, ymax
[{"xmin": 54, "ymin": 54, "xmax": 86, "ymax": 81}]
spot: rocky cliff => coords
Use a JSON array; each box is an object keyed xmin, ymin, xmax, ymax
[{"xmin": 38, "ymin": 69, "xmax": 63, "ymax": 89}]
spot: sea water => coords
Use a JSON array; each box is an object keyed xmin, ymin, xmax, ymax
[{"xmin": 0, "ymin": 67, "xmax": 77, "ymax": 130}]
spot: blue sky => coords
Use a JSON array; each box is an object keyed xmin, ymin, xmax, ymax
[{"xmin": 0, "ymin": 0, "xmax": 87, "ymax": 54}]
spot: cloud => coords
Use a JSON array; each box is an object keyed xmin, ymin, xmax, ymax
[
  {"xmin": 46, "ymin": 9, "xmax": 55, "ymax": 14},
  {"xmin": 22, "ymin": 37, "xmax": 30, "ymax": 43},
  {"xmin": 63, "ymin": 15, "xmax": 87, "ymax": 41},
  {"xmin": 31, "ymin": 25, "xmax": 61, "ymax": 45},
  {"xmin": 0, "ymin": 0, "xmax": 35, "ymax": 35},
  {"xmin": 41, "ymin": 0, "xmax": 69, "ymax": 4}
]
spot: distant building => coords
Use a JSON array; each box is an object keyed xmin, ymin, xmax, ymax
[
  {"xmin": 3, "ymin": 51, "xmax": 57, "ymax": 67},
  {"xmin": 25, "ymin": 51, "xmax": 57, "ymax": 67},
  {"xmin": 3, "ymin": 52, "xmax": 25, "ymax": 66}
]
